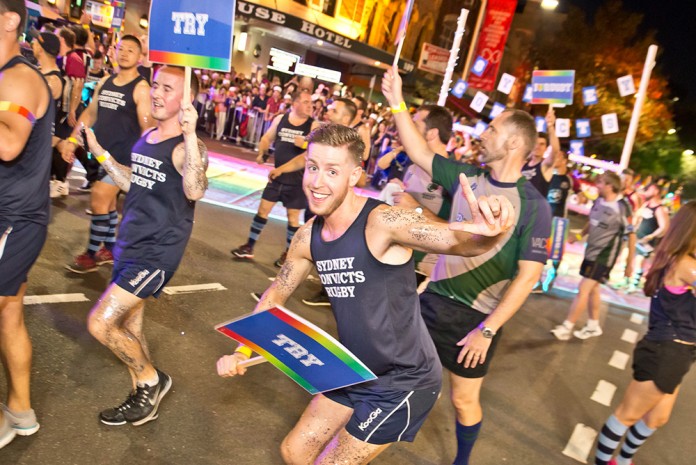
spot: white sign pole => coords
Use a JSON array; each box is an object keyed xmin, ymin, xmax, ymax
[
  {"xmin": 619, "ymin": 45, "xmax": 658, "ymax": 171},
  {"xmin": 184, "ymin": 66, "xmax": 191, "ymax": 103},
  {"xmin": 438, "ymin": 9, "xmax": 469, "ymax": 106}
]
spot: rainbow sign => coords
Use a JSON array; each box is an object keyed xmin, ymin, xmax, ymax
[
  {"xmin": 148, "ymin": 0, "xmax": 235, "ymax": 72},
  {"xmin": 216, "ymin": 307, "xmax": 376, "ymax": 394},
  {"xmin": 531, "ymin": 70, "xmax": 575, "ymax": 105}
]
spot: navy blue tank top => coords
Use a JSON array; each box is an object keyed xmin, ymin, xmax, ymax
[
  {"xmin": 521, "ymin": 160, "xmax": 550, "ymax": 197},
  {"xmin": 547, "ymin": 173, "xmax": 572, "ymax": 218},
  {"xmin": 114, "ymin": 131, "xmax": 195, "ymax": 270},
  {"xmin": 92, "ymin": 74, "xmax": 147, "ymax": 165},
  {"xmin": 43, "ymin": 69, "xmax": 69, "ymax": 139},
  {"xmin": 0, "ymin": 56, "xmax": 55, "ymax": 227},
  {"xmin": 273, "ymin": 113, "xmax": 313, "ymax": 186},
  {"xmin": 637, "ymin": 204, "xmax": 661, "ymax": 240},
  {"xmin": 310, "ymin": 198, "xmax": 442, "ymax": 390},
  {"xmin": 647, "ymin": 285, "xmax": 696, "ymax": 343}
]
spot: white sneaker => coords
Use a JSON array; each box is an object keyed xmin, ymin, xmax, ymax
[
  {"xmin": 573, "ymin": 325, "xmax": 603, "ymax": 340},
  {"xmin": 49, "ymin": 180, "xmax": 60, "ymax": 198},
  {"xmin": 551, "ymin": 324, "xmax": 572, "ymax": 341},
  {"xmin": 56, "ymin": 180, "xmax": 69, "ymax": 197}
]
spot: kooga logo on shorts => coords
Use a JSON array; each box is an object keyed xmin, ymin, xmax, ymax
[{"xmin": 358, "ymin": 408, "xmax": 382, "ymax": 431}]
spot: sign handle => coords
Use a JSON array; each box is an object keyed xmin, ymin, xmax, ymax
[
  {"xmin": 184, "ymin": 66, "xmax": 191, "ymax": 103},
  {"xmin": 239, "ymin": 355, "xmax": 267, "ymax": 368}
]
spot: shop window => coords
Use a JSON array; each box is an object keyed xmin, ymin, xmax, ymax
[
  {"xmin": 338, "ymin": 0, "xmax": 366, "ymax": 23},
  {"xmin": 294, "ymin": 0, "xmax": 337, "ymax": 16}
]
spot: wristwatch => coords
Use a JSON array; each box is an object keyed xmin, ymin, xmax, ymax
[{"xmin": 478, "ymin": 322, "xmax": 496, "ymax": 339}]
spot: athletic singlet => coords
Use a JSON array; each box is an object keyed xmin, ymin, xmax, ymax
[
  {"xmin": 585, "ymin": 197, "xmax": 633, "ymax": 266},
  {"xmin": 310, "ymin": 198, "xmax": 441, "ymax": 390},
  {"xmin": 637, "ymin": 204, "xmax": 661, "ymax": 241},
  {"xmin": 547, "ymin": 172, "xmax": 572, "ymax": 218},
  {"xmin": 113, "ymin": 130, "xmax": 195, "ymax": 271},
  {"xmin": 273, "ymin": 112, "xmax": 314, "ymax": 186},
  {"xmin": 647, "ymin": 284, "xmax": 696, "ymax": 343},
  {"xmin": 42, "ymin": 70, "xmax": 65, "ymax": 122},
  {"xmin": 521, "ymin": 160, "xmax": 550, "ymax": 197},
  {"xmin": 92, "ymin": 74, "xmax": 147, "ymax": 166},
  {"xmin": 0, "ymin": 56, "xmax": 55, "ymax": 227}
]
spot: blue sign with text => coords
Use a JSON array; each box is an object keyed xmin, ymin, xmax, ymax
[
  {"xmin": 576, "ymin": 119, "xmax": 591, "ymax": 138},
  {"xmin": 451, "ymin": 79, "xmax": 468, "ymax": 98}
]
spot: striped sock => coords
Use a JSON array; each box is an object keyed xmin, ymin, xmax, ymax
[
  {"xmin": 453, "ymin": 421, "xmax": 481, "ymax": 465},
  {"xmin": 88, "ymin": 214, "xmax": 110, "ymax": 256},
  {"xmin": 287, "ymin": 224, "xmax": 299, "ymax": 249},
  {"xmin": 104, "ymin": 210, "xmax": 118, "ymax": 251},
  {"xmin": 248, "ymin": 215, "xmax": 267, "ymax": 248},
  {"xmin": 617, "ymin": 420, "xmax": 655, "ymax": 464},
  {"xmin": 595, "ymin": 414, "xmax": 628, "ymax": 465}
]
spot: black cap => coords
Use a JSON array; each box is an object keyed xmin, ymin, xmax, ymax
[{"xmin": 29, "ymin": 27, "xmax": 60, "ymax": 57}]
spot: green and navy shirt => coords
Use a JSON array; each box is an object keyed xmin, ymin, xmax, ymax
[
  {"xmin": 426, "ymin": 157, "xmax": 552, "ymax": 314},
  {"xmin": 584, "ymin": 197, "xmax": 633, "ymax": 267}
]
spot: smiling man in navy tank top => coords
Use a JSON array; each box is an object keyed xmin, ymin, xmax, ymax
[
  {"xmin": 218, "ymin": 123, "xmax": 515, "ymax": 464},
  {"xmin": 80, "ymin": 66, "xmax": 208, "ymax": 427},
  {"xmin": 0, "ymin": 0, "xmax": 55, "ymax": 447}
]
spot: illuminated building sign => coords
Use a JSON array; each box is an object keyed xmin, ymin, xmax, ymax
[
  {"xmin": 295, "ymin": 63, "xmax": 341, "ymax": 83},
  {"xmin": 268, "ymin": 48, "xmax": 301, "ymax": 75}
]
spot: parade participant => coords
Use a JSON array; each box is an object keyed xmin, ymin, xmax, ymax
[
  {"xmin": 552, "ymin": 172, "xmax": 636, "ymax": 340},
  {"xmin": 621, "ymin": 168, "xmax": 641, "ymax": 212},
  {"xmin": 382, "ymin": 66, "xmax": 552, "ymax": 465},
  {"xmin": 217, "ymin": 123, "xmax": 515, "ymax": 465},
  {"xmin": 0, "ymin": 0, "xmax": 54, "ymax": 447},
  {"xmin": 627, "ymin": 183, "xmax": 670, "ymax": 293},
  {"xmin": 535, "ymin": 149, "xmax": 574, "ymax": 293},
  {"xmin": 521, "ymin": 106, "xmax": 560, "ymax": 197},
  {"xmin": 61, "ymin": 35, "xmax": 153, "ymax": 273},
  {"xmin": 81, "ymin": 65, "xmax": 207, "ymax": 426},
  {"xmin": 231, "ymin": 90, "xmax": 319, "ymax": 267},
  {"xmin": 594, "ymin": 201, "xmax": 695, "ymax": 465}
]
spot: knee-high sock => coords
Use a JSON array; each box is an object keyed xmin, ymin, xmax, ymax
[
  {"xmin": 595, "ymin": 414, "xmax": 629, "ymax": 465},
  {"xmin": 286, "ymin": 224, "xmax": 299, "ymax": 250},
  {"xmin": 88, "ymin": 214, "xmax": 111, "ymax": 255},
  {"xmin": 104, "ymin": 210, "xmax": 118, "ymax": 251},
  {"xmin": 453, "ymin": 421, "xmax": 481, "ymax": 465},
  {"xmin": 248, "ymin": 215, "xmax": 267, "ymax": 248},
  {"xmin": 616, "ymin": 420, "xmax": 655, "ymax": 464}
]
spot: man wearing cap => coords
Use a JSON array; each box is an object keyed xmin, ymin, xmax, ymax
[
  {"xmin": 265, "ymin": 85, "xmax": 283, "ymax": 126},
  {"xmin": 1, "ymin": 0, "xmax": 55, "ymax": 447}
]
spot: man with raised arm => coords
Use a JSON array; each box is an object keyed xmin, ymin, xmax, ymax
[
  {"xmin": 382, "ymin": 66, "xmax": 552, "ymax": 465},
  {"xmin": 81, "ymin": 65, "xmax": 207, "ymax": 426},
  {"xmin": 0, "ymin": 0, "xmax": 54, "ymax": 447},
  {"xmin": 217, "ymin": 123, "xmax": 515, "ymax": 465}
]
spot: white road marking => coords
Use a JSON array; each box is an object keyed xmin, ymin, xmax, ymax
[
  {"xmin": 630, "ymin": 313, "xmax": 645, "ymax": 325},
  {"xmin": 562, "ymin": 423, "xmax": 598, "ymax": 463},
  {"xmin": 162, "ymin": 283, "xmax": 227, "ymax": 295},
  {"xmin": 621, "ymin": 328, "xmax": 639, "ymax": 344},
  {"xmin": 608, "ymin": 350, "xmax": 630, "ymax": 370},
  {"xmin": 23, "ymin": 293, "xmax": 89, "ymax": 305},
  {"xmin": 591, "ymin": 380, "xmax": 616, "ymax": 406}
]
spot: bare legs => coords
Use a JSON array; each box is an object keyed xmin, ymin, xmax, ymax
[{"xmin": 0, "ymin": 284, "xmax": 32, "ymax": 412}]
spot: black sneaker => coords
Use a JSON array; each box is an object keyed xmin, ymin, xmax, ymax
[
  {"xmin": 302, "ymin": 291, "xmax": 331, "ymax": 307},
  {"xmin": 99, "ymin": 369, "xmax": 172, "ymax": 426},
  {"xmin": 274, "ymin": 250, "xmax": 288, "ymax": 268},
  {"xmin": 78, "ymin": 180, "xmax": 92, "ymax": 192},
  {"xmin": 231, "ymin": 243, "xmax": 254, "ymax": 259}
]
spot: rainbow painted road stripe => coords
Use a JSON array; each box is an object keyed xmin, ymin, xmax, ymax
[
  {"xmin": 216, "ymin": 306, "xmax": 376, "ymax": 394},
  {"xmin": 149, "ymin": 50, "xmax": 230, "ymax": 72}
]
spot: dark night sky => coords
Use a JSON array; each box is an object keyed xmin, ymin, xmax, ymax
[{"xmin": 566, "ymin": 0, "xmax": 696, "ymax": 146}]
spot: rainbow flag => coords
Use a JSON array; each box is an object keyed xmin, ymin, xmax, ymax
[
  {"xmin": 394, "ymin": 0, "xmax": 416, "ymax": 45},
  {"xmin": 216, "ymin": 307, "xmax": 376, "ymax": 394}
]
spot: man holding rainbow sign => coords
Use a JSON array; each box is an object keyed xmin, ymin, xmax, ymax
[{"xmin": 217, "ymin": 122, "xmax": 515, "ymax": 464}]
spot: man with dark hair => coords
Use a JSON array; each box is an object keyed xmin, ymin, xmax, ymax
[
  {"xmin": 65, "ymin": 24, "xmax": 91, "ymax": 128},
  {"xmin": 61, "ymin": 35, "xmax": 153, "ymax": 273},
  {"xmin": 350, "ymin": 95, "xmax": 371, "ymax": 165},
  {"xmin": 552, "ymin": 171, "xmax": 636, "ymax": 340},
  {"xmin": 521, "ymin": 107, "xmax": 560, "ymax": 197},
  {"xmin": 383, "ymin": 67, "xmax": 552, "ymax": 465},
  {"xmin": 231, "ymin": 90, "xmax": 320, "ymax": 267},
  {"xmin": 218, "ymin": 123, "xmax": 515, "ymax": 464},
  {"xmin": 81, "ymin": 64, "xmax": 207, "ymax": 426},
  {"xmin": 0, "ymin": 0, "xmax": 54, "ymax": 448}
]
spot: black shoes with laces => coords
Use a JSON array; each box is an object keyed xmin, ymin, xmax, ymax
[{"xmin": 99, "ymin": 369, "xmax": 172, "ymax": 426}]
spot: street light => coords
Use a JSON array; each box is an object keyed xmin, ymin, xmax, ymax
[{"xmin": 668, "ymin": 128, "xmax": 676, "ymax": 135}]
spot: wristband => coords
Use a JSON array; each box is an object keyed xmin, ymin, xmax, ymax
[
  {"xmin": 575, "ymin": 233, "xmax": 583, "ymax": 241},
  {"xmin": 390, "ymin": 101, "xmax": 407, "ymax": 114},
  {"xmin": 235, "ymin": 345, "xmax": 253, "ymax": 358},
  {"xmin": 96, "ymin": 151, "xmax": 111, "ymax": 164},
  {"xmin": 67, "ymin": 136, "xmax": 79, "ymax": 146},
  {"xmin": 302, "ymin": 141, "xmax": 308, "ymax": 150}
]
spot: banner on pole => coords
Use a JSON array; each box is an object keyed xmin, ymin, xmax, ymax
[
  {"xmin": 394, "ymin": 0, "xmax": 416, "ymax": 45},
  {"xmin": 531, "ymin": 70, "xmax": 575, "ymax": 105},
  {"xmin": 467, "ymin": 0, "xmax": 517, "ymax": 91},
  {"xmin": 149, "ymin": 0, "xmax": 235, "ymax": 71},
  {"xmin": 548, "ymin": 217, "xmax": 569, "ymax": 261},
  {"xmin": 215, "ymin": 307, "xmax": 377, "ymax": 395},
  {"xmin": 418, "ymin": 43, "xmax": 450, "ymax": 76}
]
